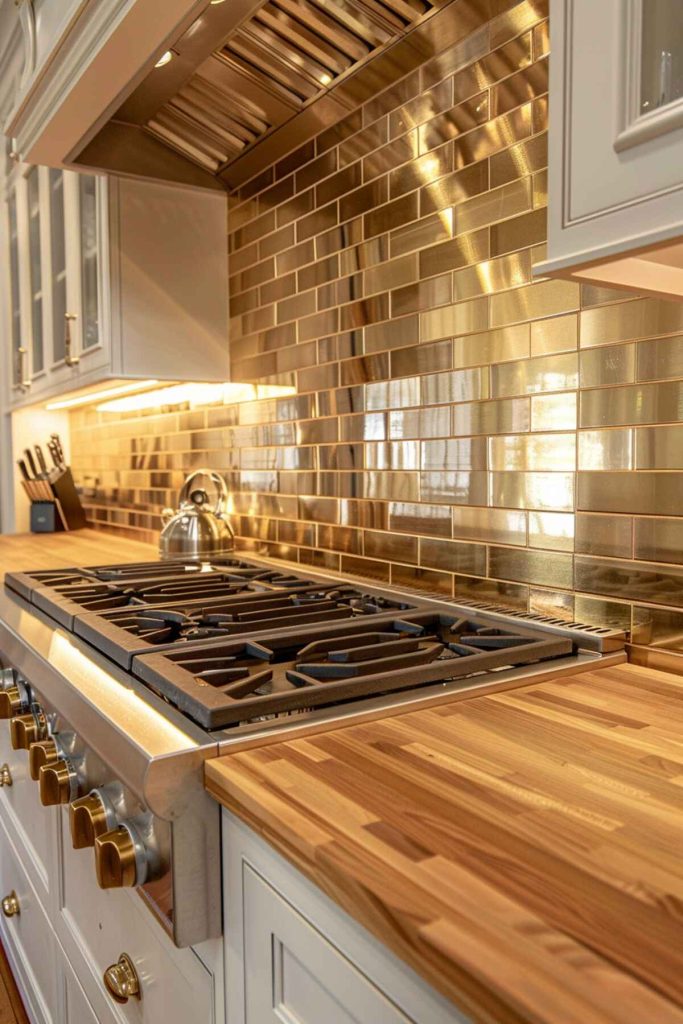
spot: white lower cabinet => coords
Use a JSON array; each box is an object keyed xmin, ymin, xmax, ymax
[{"xmin": 223, "ymin": 810, "xmax": 470, "ymax": 1024}]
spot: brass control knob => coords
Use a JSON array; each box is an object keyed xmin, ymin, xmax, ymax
[
  {"xmin": 39, "ymin": 759, "xmax": 75, "ymax": 806},
  {"xmin": 103, "ymin": 953, "xmax": 140, "ymax": 1004},
  {"xmin": 10, "ymin": 713, "xmax": 43, "ymax": 750},
  {"xmin": 28, "ymin": 739, "xmax": 59, "ymax": 781},
  {"xmin": 1, "ymin": 891, "xmax": 19, "ymax": 918},
  {"xmin": 0, "ymin": 764, "xmax": 12, "ymax": 787},
  {"xmin": 70, "ymin": 793, "xmax": 110, "ymax": 849},
  {"xmin": 0, "ymin": 686, "xmax": 24, "ymax": 720},
  {"xmin": 94, "ymin": 826, "xmax": 138, "ymax": 889}
]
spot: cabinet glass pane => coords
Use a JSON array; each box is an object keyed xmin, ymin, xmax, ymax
[
  {"xmin": 640, "ymin": 0, "xmax": 683, "ymax": 114},
  {"xmin": 27, "ymin": 167, "xmax": 44, "ymax": 374},
  {"xmin": 49, "ymin": 169, "xmax": 67, "ymax": 364},
  {"xmin": 79, "ymin": 175, "xmax": 99, "ymax": 349},
  {"xmin": 8, "ymin": 191, "xmax": 22, "ymax": 386}
]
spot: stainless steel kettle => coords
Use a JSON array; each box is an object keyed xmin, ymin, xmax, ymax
[{"xmin": 159, "ymin": 469, "xmax": 235, "ymax": 559}]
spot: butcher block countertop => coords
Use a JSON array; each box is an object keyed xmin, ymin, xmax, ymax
[
  {"xmin": 0, "ymin": 529, "xmax": 154, "ymax": 574},
  {"xmin": 206, "ymin": 661, "xmax": 683, "ymax": 1024}
]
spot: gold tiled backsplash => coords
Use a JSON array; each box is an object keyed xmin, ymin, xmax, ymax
[{"xmin": 71, "ymin": 0, "xmax": 683, "ymax": 651}]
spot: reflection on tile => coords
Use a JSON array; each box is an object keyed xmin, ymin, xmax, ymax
[
  {"xmin": 389, "ymin": 501, "xmax": 452, "ymax": 537},
  {"xmin": 634, "ymin": 518, "xmax": 683, "ymax": 565},
  {"xmin": 390, "ymin": 213, "xmax": 453, "ymax": 258},
  {"xmin": 420, "ymin": 296, "xmax": 489, "ymax": 342},
  {"xmin": 528, "ymin": 511, "xmax": 574, "ymax": 552},
  {"xmin": 418, "ymin": 93, "xmax": 490, "ymax": 154},
  {"xmin": 453, "ymin": 505, "xmax": 526, "ymax": 545},
  {"xmin": 581, "ymin": 298, "xmax": 683, "ymax": 347},
  {"xmin": 454, "ymin": 397, "xmax": 530, "ymax": 436},
  {"xmin": 490, "ymin": 546, "xmax": 573, "ymax": 589},
  {"xmin": 489, "ymin": 131, "xmax": 547, "ymax": 188},
  {"xmin": 366, "ymin": 377, "xmax": 420, "ymax": 410},
  {"xmin": 454, "ymin": 176, "xmax": 532, "ymax": 234},
  {"xmin": 341, "ymin": 554, "xmax": 389, "ymax": 583},
  {"xmin": 421, "ymin": 537, "xmax": 486, "ymax": 575},
  {"xmin": 632, "ymin": 606, "xmax": 683, "ymax": 651},
  {"xmin": 421, "ymin": 438, "xmax": 487, "ymax": 470},
  {"xmin": 636, "ymin": 335, "xmax": 683, "ymax": 381},
  {"xmin": 366, "ymin": 441, "xmax": 419, "ymax": 469},
  {"xmin": 575, "ymin": 513, "xmax": 632, "ymax": 558},
  {"xmin": 452, "ymin": 252, "xmax": 532, "ymax": 301},
  {"xmin": 339, "ymin": 499, "xmax": 388, "ymax": 530},
  {"xmin": 578, "ymin": 429, "xmax": 633, "ymax": 470},
  {"xmin": 421, "ymin": 367, "xmax": 489, "ymax": 405},
  {"xmin": 530, "ymin": 393, "xmax": 577, "ymax": 431},
  {"xmin": 454, "ymin": 324, "xmax": 530, "ymax": 368},
  {"xmin": 529, "ymin": 588, "xmax": 574, "ymax": 620},
  {"xmin": 365, "ymin": 193, "xmax": 419, "ymax": 240},
  {"xmin": 390, "ymin": 144, "xmax": 454, "ymax": 199},
  {"xmin": 635, "ymin": 425, "xmax": 683, "ymax": 469},
  {"xmin": 579, "ymin": 344, "xmax": 635, "ymax": 387},
  {"xmin": 419, "ymin": 229, "xmax": 489, "ymax": 279},
  {"xmin": 391, "ymin": 274, "xmax": 451, "ymax": 317},
  {"xmin": 365, "ymin": 530, "xmax": 417, "ymax": 564},
  {"xmin": 575, "ymin": 556, "xmax": 683, "ymax": 608},
  {"xmin": 391, "ymin": 563, "xmax": 454, "ymax": 596},
  {"xmin": 578, "ymin": 472, "xmax": 683, "ymax": 515},
  {"xmin": 531, "ymin": 314, "xmax": 578, "ymax": 356},
  {"xmin": 420, "ymin": 470, "xmax": 488, "ymax": 505},
  {"xmin": 579, "ymin": 381, "xmax": 683, "ymax": 427},
  {"xmin": 491, "ymin": 280, "xmax": 580, "ymax": 327},
  {"xmin": 490, "ymin": 208, "xmax": 546, "ymax": 257},
  {"xmin": 318, "ymin": 524, "xmax": 361, "ymax": 555},
  {"xmin": 489, "ymin": 433, "xmax": 575, "ymax": 471},
  {"xmin": 365, "ymin": 471, "xmax": 419, "ymax": 501},
  {"xmin": 492, "ymin": 351, "xmax": 578, "ymax": 397},
  {"xmin": 389, "ymin": 407, "xmax": 450, "ymax": 439},
  {"xmin": 390, "ymin": 79, "xmax": 453, "ymax": 138},
  {"xmin": 489, "ymin": 471, "xmax": 575, "ymax": 511},
  {"xmin": 454, "ymin": 574, "xmax": 529, "ymax": 610},
  {"xmin": 365, "ymin": 254, "xmax": 417, "ymax": 296}
]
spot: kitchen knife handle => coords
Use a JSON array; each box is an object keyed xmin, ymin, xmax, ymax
[
  {"xmin": 24, "ymin": 449, "xmax": 38, "ymax": 478},
  {"xmin": 34, "ymin": 446, "xmax": 48, "ymax": 476}
]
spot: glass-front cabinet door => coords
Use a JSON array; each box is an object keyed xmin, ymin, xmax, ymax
[{"xmin": 6, "ymin": 185, "xmax": 28, "ymax": 394}]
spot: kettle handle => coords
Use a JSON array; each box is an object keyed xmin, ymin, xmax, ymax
[{"xmin": 178, "ymin": 470, "xmax": 229, "ymax": 518}]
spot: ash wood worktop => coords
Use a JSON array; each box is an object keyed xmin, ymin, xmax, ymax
[
  {"xmin": 0, "ymin": 529, "xmax": 154, "ymax": 574},
  {"xmin": 206, "ymin": 662, "xmax": 683, "ymax": 1024}
]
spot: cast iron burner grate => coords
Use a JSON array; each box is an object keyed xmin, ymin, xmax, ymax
[{"xmin": 133, "ymin": 614, "xmax": 574, "ymax": 729}]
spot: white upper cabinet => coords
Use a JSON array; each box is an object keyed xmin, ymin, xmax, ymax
[
  {"xmin": 2, "ymin": 162, "xmax": 229, "ymax": 408},
  {"xmin": 536, "ymin": 0, "xmax": 683, "ymax": 297}
]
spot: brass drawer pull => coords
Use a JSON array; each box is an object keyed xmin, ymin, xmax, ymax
[
  {"xmin": 0, "ymin": 764, "xmax": 12, "ymax": 787},
  {"xmin": 64, "ymin": 313, "xmax": 79, "ymax": 367},
  {"xmin": 103, "ymin": 953, "xmax": 140, "ymax": 1004},
  {"xmin": 1, "ymin": 891, "xmax": 19, "ymax": 918}
]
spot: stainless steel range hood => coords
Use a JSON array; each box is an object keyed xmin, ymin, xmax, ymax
[{"xmin": 73, "ymin": 0, "xmax": 458, "ymax": 190}]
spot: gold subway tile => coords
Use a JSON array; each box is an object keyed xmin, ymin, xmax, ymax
[
  {"xmin": 390, "ymin": 213, "xmax": 453, "ymax": 258},
  {"xmin": 391, "ymin": 340, "xmax": 452, "ymax": 377},
  {"xmin": 365, "ymin": 314, "xmax": 419, "ymax": 353},
  {"xmin": 529, "ymin": 588, "xmax": 574, "ymax": 619},
  {"xmin": 454, "ymin": 323, "xmax": 530, "ymax": 368},
  {"xmin": 341, "ymin": 554, "xmax": 390, "ymax": 583},
  {"xmin": 579, "ymin": 283, "xmax": 629, "ymax": 308},
  {"xmin": 578, "ymin": 428, "xmax": 633, "ymax": 470},
  {"xmin": 420, "ymin": 470, "xmax": 488, "ymax": 504},
  {"xmin": 278, "ymin": 521, "xmax": 316, "ymax": 547},
  {"xmin": 390, "ymin": 143, "xmax": 454, "ymax": 199},
  {"xmin": 295, "ymin": 149, "xmax": 338, "ymax": 192},
  {"xmin": 532, "ymin": 167, "xmax": 547, "ymax": 207},
  {"xmin": 489, "ymin": 546, "xmax": 573, "ymax": 589},
  {"xmin": 421, "ymin": 23, "xmax": 490, "ymax": 91},
  {"xmin": 530, "ymin": 313, "xmax": 578, "ymax": 356},
  {"xmin": 489, "ymin": 432, "xmax": 576, "ymax": 471},
  {"xmin": 339, "ymin": 294, "xmax": 388, "ymax": 331},
  {"xmin": 365, "ymin": 254, "xmax": 418, "ymax": 297},
  {"xmin": 421, "ymin": 437, "xmax": 487, "ymax": 470},
  {"xmin": 420, "ymin": 160, "xmax": 489, "ymax": 215},
  {"xmin": 318, "ymin": 524, "xmax": 362, "ymax": 555},
  {"xmin": 296, "ymin": 202, "xmax": 338, "ymax": 243},
  {"xmin": 229, "ymin": 242, "xmax": 259, "ymax": 276},
  {"xmin": 339, "ymin": 499, "xmax": 388, "ymax": 530},
  {"xmin": 449, "ymin": 32, "xmax": 533, "ymax": 101},
  {"xmin": 453, "ymin": 505, "xmax": 527, "ymax": 546},
  {"xmin": 530, "ymin": 392, "xmax": 577, "ymax": 431},
  {"xmin": 318, "ymin": 444, "xmax": 363, "ymax": 470},
  {"xmin": 420, "ymin": 295, "xmax": 489, "ymax": 342},
  {"xmin": 239, "ymin": 167, "xmax": 273, "ymax": 202},
  {"xmin": 418, "ymin": 92, "xmax": 490, "ymax": 153},
  {"xmin": 231, "ymin": 209, "xmax": 275, "ymax": 250},
  {"xmin": 339, "ymin": 178, "xmax": 388, "ymax": 221},
  {"xmin": 317, "ymin": 110, "xmax": 362, "ymax": 154},
  {"xmin": 316, "ymin": 217, "xmax": 363, "ymax": 258},
  {"xmin": 232, "ymin": 257, "xmax": 275, "ymax": 292},
  {"xmin": 533, "ymin": 19, "xmax": 550, "ymax": 59},
  {"xmin": 454, "ymin": 396, "xmax": 531, "ymax": 435},
  {"xmin": 389, "ymin": 501, "xmax": 452, "ymax": 537},
  {"xmin": 454, "ymin": 175, "xmax": 532, "ymax": 233},
  {"xmin": 489, "ymin": 57, "xmax": 548, "ymax": 119},
  {"xmin": 451, "ymin": 103, "xmax": 533, "ymax": 169},
  {"xmin": 299, "ymin": 308, "xmax": 338, "ymax": 342},
  {"xmin": 490, "ymin": 279, "xmax": 580, "ymax": 327},
  {"xmin": 276, "ymin": 189, "xmax": 314, "ymax": 228},
  {"xmin": 339, "ymin": 234, "xmax": 389, "ymax": 275},
  {"xmin": 230, "ymin": 288, "xmax": 259, "ymax": 317},
  {"xmin": 635, "ymin": 425, "xmax": 683, "ymax": 469},
  {"xmin": 393, "ymin": 275, "xmax": 452, "ymax": 317},
  {"xmin": 491, "ymin": 0, "xmax": 548, "ymax": 48},
  {"xmin": 580, "ymin": 297, "xmax": 683, "ymax": 347},
  {"xmin": 492, "ymin": 351, "xmax": 578, "ymax": 397},
  {"xmin": 579, "ymin": 343, "xmax": 635, "ymax": 387},
  {"xmin": 363, "ymin": 134, "xmax": 418, "ymax": 181},
  {"xmin": 298, "ymin": 255, "xmax": 339, "ymax": 291},
  {"xmin": 452, "ymin": 251, "xmax": 532, "ymax": 302},
  {"xmin": 276, "ymin": 240, "xmax": 314, "ymax": 274},
  {"xmin": 632, "ymin": 605, "xmax": 683, "ymax": 651},
  {"xmin": 528, "ymin": 511, "xmax": 574, "ymax": 552},
  {"xmin": 339, "ymin": 119, "xmax": 390, "ymax": 166},
  {"xmin": 276, "ymin": 290, "xmax": 316, "ymax": 325},
  {"xmin": 575, "ymin": 513, "xmax": 633, "ymax": 558},
  {"xmin": 578, "ymin": 471, "xmax": 683, "ymax": 515},
  {"xmin": 366, "ymin": 377, "xmax": 420, "ymax": 410},
  {"xmin": 390, "ymin": 79, "xmax": 454, "ymax": 138},
  {"xmin": 634, "ymin": 517, "xmax": 683, "ymax": 565},
  {"xmin": 300, "ymin": 547, "xmax": 341, "ymax": 572},
  {"xmin": 489, "ymin": 471, "xmax": 575, "ymax": 511},
  {"xmin": 364, "ymin": 529, "xmax": 418, "ymax": 564},
  {"xmin": 490, "ymin": 207, "xmax": 546, "ymax": 257},
  {"xmin": 364, "ymin": 471, "xmax": 419, "ymax": 501},
  {"xmin": 275, "ymin": 141, "xmax": 315, "ymax": 180},
  {"xmin": 580, "ymin": 381, "xmax": 683, "ymax": 427},
  {"xmin": 364, "ymin": 74, "xmax": 420, "ymax": 124},
  {"xmin": 365, "ymin": 441, "xmax": 419, "ymax": 469},
  {"xmin": 421, "ymin": 366, "xmax": 489, "ymax": 405},
  {"xmin": 296, "ymin": 417, "xmax": 339, "ymax": 445},
  {"xmin": 298, "ymin": 362, "xmax": 339, "ymax": 392},
  {"xmin": 391, "ymin": 564, "xmax": 454, "ymax": 596},
  {"xmin": 489, "ymin": 131, "xmax": 547, "ymax": 187},
  {"xmin": 574, "ymin": 555, "xmax": 683, "ymax": 608},
  {"xmin": 261, "ymin": 273, "xmax": 296, "ymax": 304},
  {"xmin": 575, "ymin": 595, "xmax": 632, "ymax": 633},
  {"xmin": 364, "ymin": 192, "xmax": 419, "ymax": 240},
  {"xmin": 421, "ymin": 536, "xmax": 486, "ymax": 575},
  {"xmin": 636, "ymin": 335, "xmax": 683, "ymax": 381},
  {"xmin": 454, "ymin": 574, "xmax": 529, "ymax": 609},
  {"xmin": 531, "ymin": 94, "xmax": 548, "ymax": 133},
  {"xmin": 340, "ymin": 353, "xmax": 389, "ymax": 386},
  {"xmin": 341, "ymin": 412, "xmax": 387, "ymax": 443}
]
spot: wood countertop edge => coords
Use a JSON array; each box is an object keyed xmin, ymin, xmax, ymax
[{"xmin": 205, "ymin": 661, "xmax": 683, "ymax": 1024}]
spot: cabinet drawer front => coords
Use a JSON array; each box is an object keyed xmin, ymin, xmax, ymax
[
  {"xmin": 59, "ymin": 808, "xmax": 214, "ymax": 1024},
  {"xmin": 0, "ymin": 815, "xmax": 59, "ymax": 1023},
  {"xmin": 0, "ymin": 727, "xmax": 56, "ymax": 895},
  {"xmin": 243, "ymin": 866, "xmax": 414, "ymax": 1024}
]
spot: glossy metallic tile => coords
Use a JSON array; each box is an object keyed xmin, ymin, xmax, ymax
[
  {"xmin": 455, "ymin": 176, "xmax": 532, "ymax": 234},
  {"xmin": 636, "ymin": 335, "xmax": 683, "ymax": 381},
  {"xmin": 389, "ymin": 501, "xmax": 452, "ymax": 538},
  {"xmin": 490, "ymin": 471, "xmax": 575, "ymax": 511},
  {"xmin": 451, "ymin": 104, "xmax": 533, "ymax": 169},
  {"xmin": 421, "ymin": 537, "xmax": 486, "ymax": 576},
  {"xmin": 392, "ymin": 340, "xmax": 452, "ymax": 379},
  {"xmin": 366, "ymin": 377, "xmax": 420, "ymax": 411},
  {"xmin": 490, "ymin": 207, "xmax": 546, "ymax": 257},
  {"xmin": 529, "ymin": 588, "xmax": 575, "ymax": 620},
  {"xmin": 363, "ymin": 134, "xmax": 417, "ymax": 181},
  {"xmin": 421, "ymin": 23, "xmax": 490, "ymax": 91},
  {"xmin": 578, "ymin": 472, "xmax": 683, "ymax": 515},
  {"xmin": 528, "ymin": 511, "xmax": 574, "ymax": 552},
  {"xmin": 580, "ymin": 297, "xmax": 683, "ymax": 348},
  {"xmin": 578, "ymin": 428, "xmax": 633, "ymax": 470},
  {"xmin": 454, "ymin": 574, "xmax": 529, "ymax": 610},
  {"xmin": 391, "ymin": 563, "xmax": 454, "ymax": 596},
  {"xmin": 340, "ymin": 554, "xmax": 389, "ymax": 583},
  {"xmin": 490, "ymin": 546, "xmax": 573, "ymax": 589},
  {"xmin": 418, "ymin": 93, "xmax": 490, "ymax": 153},
  {"xmin": 490, "ymin": 57, "xmax": 548, "ymax": 119},
  {"xmin": 454, "ymin": 396, "xmax": 531, "ymax": 436},
  {"xmin": 634, "ymin": 517, "xmax": 683, "ymax": 565},
  {"xmin": 390, "ymin": 79, "xmax": 453, "ymax": 139},
  {"xmin": 580, "ymin": 381, "xmax": 683, "ymax": 427},
  {"xmin": 420, "ymin": 295, "xmax": 489, "ymax": 342},
  {"xmin": 631, "ymin": 606, "xmax": 683, "ymax": 651},
  {"xmin": 340, "ymin": 353, "xmax": 389, "ymax": 386},
  {"xmin": 492, "ymin": 351, "xmax": 578, "ymax": 397},
  {"xmin": 530, "ymin": 392, "xmax": 577, "ymax": 431},
  {"xmin": 340, "ymin": 178, "xmax": 388, "ymax": 221},
  {"xmin": 364, "ymin": 530, "xmax": 417, "ymax": 564},
  {"xmin": 489, "ymin": 131, "xmax": 547, "ymax": 188},
  {"xmin": 365, "ymin": 254, "xmax": 418, "ymax": 297},
  {"xmin": 392, "ymin": 274, "xmax": 452, "ymax": 317},
  {"xmin": 420, "ymin": 470, "xmax": 488, "ymax": 505},
  {"xmin": 454, "ymin": 323, "xmax": 529, "ymax": 369},
  {"xmin": 452, "ymin": 505, "xmax": 527, "ymax": 546},
  {"xmin": 422, "ymin": 437, "xmax": 487, "ymax": 471},
  {"xmin": 365, "ymin": 441, "xmax": 419, "ymax": 470},
  {"xmin": 575, "ymin": 556, "xmax": 683, "ymax": 608},
  {"xmin": 575, "ymin": 595, "xmax": 632, "ymax": 634},
  {"xmin": 635, "ymin": 425, "xmax": 683, "ymax": 469},
  {"xmin": 341, "ymin": 412, "xmax": 387, "ymax": 442},
  {"xmin": 390, "ymin": 144, "xmax": 454, "ymax": 201},
  {"xmin": 490, "ymin": 280, "xmax": 580, "ymax": 327},
  {"xmin": 317, "ymin": 524, "xmax": 362, "ymax": 555},
  {"xmin": 339, "ymin": 499, "xmax": 388, "ymax": 530},
  {"xmin": 530, "ymin": 313, "xmax": 577, "ymax": 356},
  {"xmin": 489, "ymin": 433, "xmax": 575, "ymax": 471},
  {"xmin": 390, "ymin": 213, "xmax": 453, "ymax": 258},
  {"xmin": 579, "ymin": 344, "xmax": 635, "ymax": 387},
  {"xmin": 421, "ymin": 366, "xmax": 489, "ymax": 405},
  {"xmin": 575, "ymin": 513, "xmax": 633, "ymax": 559},
  {"xmin": 365, "ymin": 314, "xmax": 419, "ymax": 353},
  {"xmin": 364, "ymin": 471, "xmax": 419, "ymax": 501},
  {"xmin": 339, "ymin": 119, "xmax": 389, "ymax": 166},
  {"xmin": 452, "ymin": 252, "xmax": 532, "ymax": 302},
  {"xmin": 389, "ymin": 406, "xmax": 451, "ymax": 439}
]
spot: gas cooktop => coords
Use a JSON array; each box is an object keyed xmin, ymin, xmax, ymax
[{"xmin": 5, "ymin": 555, "xmax": 626, "ymax": 734}]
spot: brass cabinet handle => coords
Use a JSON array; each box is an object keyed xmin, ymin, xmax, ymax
[
  {"xmin": 103, "ymin": 953, "xmax": 140, "ymax": 1004},
  {"xmin": 0, "ymin": 764, "xmax": 12, "ymax": 787},
  {"xmin": 16, "ymin": 347, "xmax": 30, "ymax": 391},
  {"xmin": 64, "ymin": 313, "xmax": 79, "ymax": 367},
  {"xmin": 1, "ymin": 891, "xmax": 19, "ymax": 918}
]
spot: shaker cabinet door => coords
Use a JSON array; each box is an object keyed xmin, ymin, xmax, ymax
[{"xmin": 242, "ymin": 865, "xmax": 414, "ymax": 1024}]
